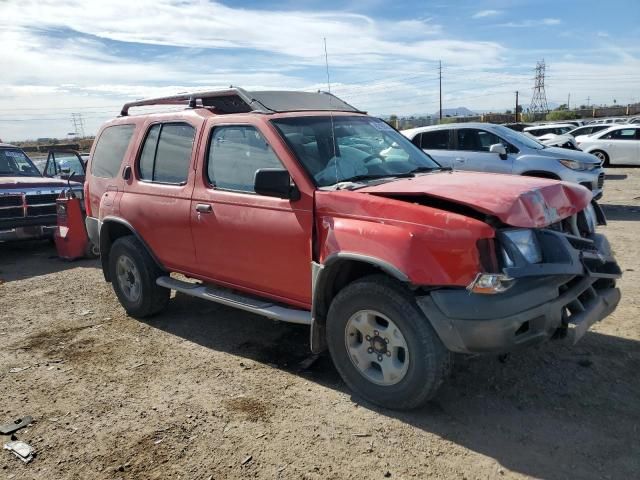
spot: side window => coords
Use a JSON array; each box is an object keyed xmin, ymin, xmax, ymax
[
  {"xmin": 411, "ymin": 133, "xmax": 422, "ymax": 148},
  {"xmin": 138, "ymin": 123, "xmax": 195, "ymax": 184},
  {"xmin": 208, "ymin": 126, "xmax": 283, "ymax": 193},
  {"xmin": 605, "ymin": 128, "xmax": 636, "ymax": 140},
  {"xmin": 91, "ymin": 125, "xmax": 135, "ymax": 178},
  {"xmin": 420, "ymin": 130, "xmax": 450, "ymax": 150},
  {"xmin": 457, "ymin": 129, "xmax": 502, "ymax": 152}
]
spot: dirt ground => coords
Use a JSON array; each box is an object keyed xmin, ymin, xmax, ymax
[{"xmin": 1, "ymin": 168, "xmax": 638, "ymax": 480}]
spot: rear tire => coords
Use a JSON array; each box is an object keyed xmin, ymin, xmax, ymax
[
  {"xmin": 108, "ymin": 236, "xmax": 169, "ymax": 318},
  {"xmin": 591, "ymin": 150, "xmax": 609, "ymax": 167},
  {"xmin": 326, "ymin": 275, "xmax": 451, "ymax": 410}
]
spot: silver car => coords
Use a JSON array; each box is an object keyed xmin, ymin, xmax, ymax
[{"xmin": 402, "ymin": 123, "xmax": 605, "ymax": 199}]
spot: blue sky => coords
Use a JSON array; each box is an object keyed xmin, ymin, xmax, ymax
[{"xmin": 1, "ymin": 0, "xmax": 639, "ymax": 140}]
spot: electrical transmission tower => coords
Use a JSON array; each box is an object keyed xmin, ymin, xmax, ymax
[
  {"xmin": 529, "ymin": 60, "xmax": 549, "ymax": 119},
  {"xmin": 71, "ymin": 113, "xmax": 86, "ymax": 138}
]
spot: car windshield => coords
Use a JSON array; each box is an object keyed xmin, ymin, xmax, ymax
[
  {"xmin": 271, "ymin": 116, "xmax": 442, "ymax": 187},
  {"xmin": 0, "ymin": 148, "xmax": 41, "ymax": 176},
  {"xmin": 494, "ymin": 125, "xmax": 546, "ymax": 150}
]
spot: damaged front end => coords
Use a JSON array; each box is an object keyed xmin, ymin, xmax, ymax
[{"xmin": 417, "ymin": 201, "xmax": 622, "ymax": 354}]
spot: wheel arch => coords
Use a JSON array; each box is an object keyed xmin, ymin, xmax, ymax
[
  {"xmin": 310, "ymin": 253, "xmax": 410, "ymax": 353},
  {"xmin": 99, "ymin": 216, "xmax": 165, "ymax": 282}
]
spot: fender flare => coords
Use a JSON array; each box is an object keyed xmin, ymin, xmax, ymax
[
  {"xmin": 310, "ymin": 252, "xmax": 410, "ymax": 354},
  {"xmin": 99, "ymin": 216, "xmax": 165, "ymax": 281}
]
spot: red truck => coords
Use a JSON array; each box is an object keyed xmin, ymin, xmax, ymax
[
  {"xmin": 0, "ymin": 143, "xmax": 84, "ymax": 242},
  {"xmin": 85, "ymin": 89, "xmax": 621, "ymax": 409}
]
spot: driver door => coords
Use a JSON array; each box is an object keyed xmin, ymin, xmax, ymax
[{"xmin": 44, "ymin": 150, "xmax": 86, "ymax": 183}]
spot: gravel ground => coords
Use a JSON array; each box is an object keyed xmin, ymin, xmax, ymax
[{"xmin": 0, "ymin": 168, "xmax": 638, "ymax": 480}]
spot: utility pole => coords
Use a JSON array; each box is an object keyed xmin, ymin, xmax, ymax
[
  {"xmin": 586, "ymin": 96, "xmax": 591, "ymax": 107},
  {"xmin": 515, "ymin": 91, "xmax": 519, "ymax": 122},
  {"xmin": 529, "ymin": 59, "xmax": 549, "ymax": 120},
  {"xmin": 439, "ymin": 60, "xmax": 442, "ymax": 121},
  {"xmin": 567, "ymin": 93, "xmax": 571, "ymax": 110}
]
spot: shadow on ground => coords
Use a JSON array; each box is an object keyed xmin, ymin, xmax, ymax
[
  {"xmin": 601, "ymin": 204, "xmax": 640, "ymax": 221},
  {"xmin": 0, "ymin": 240, "xmax": 98, "ymax": 282},
  {"xmin": 144, "ymin": 292, "xmax": 640, "ymax": 480}
]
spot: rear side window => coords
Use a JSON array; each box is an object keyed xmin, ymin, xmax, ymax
[
  {"xmin": 91, "ymin": 125, "xmax": 135, "ymax": 178},
  {"xmin": 207, "ymin": 126, "xmax": 283, "ymax": 193},
  {"xmin": 420, "ymin": 130, "xmax": 450, "ymax": 149},
  {"xmin": 138, "ymin": 123, "xmax": 195, "ymax": 184}
]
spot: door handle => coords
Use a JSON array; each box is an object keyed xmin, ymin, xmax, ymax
[
  {"xmin": 195, "ymin": 203, "xmax": 213, "ymax": 213},
  {"xmin": 455, "ymin": 157, "xmax": 465, "ymax": 162}
]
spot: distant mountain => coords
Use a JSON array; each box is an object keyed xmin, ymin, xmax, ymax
[{"xmin": 433, "ymin": 107, "xmax": 476, "ymax": 117}]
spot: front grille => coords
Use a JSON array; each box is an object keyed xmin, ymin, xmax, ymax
[
  {"xmin": 597, "ymin": 173, "xmax": 604, "ymax": 189},
  {"xmin": 580, "ymin": 181, "xmax": 593, "ymax": 191},
  {"xmin": 0, "ymin": 191, "xmax": 60, "ymax": 220},
  {"xmin": 0, "ymin": 195, "xmax": 22, "ymax": 207},
  {"xmin": 0, "ymin": 207, "xmax": 23, "ymax": 219},
  {"xmin": 25, "ymin": 193, "xmax": 58, "ymax": 205},
  {"xmin": 27, "ymin": 205, "xmax": 57, "ymax": 216}
]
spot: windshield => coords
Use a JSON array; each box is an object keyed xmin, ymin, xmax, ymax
[
  {"xmin": 494, "ymin": 125, "xmax": 546, "ymax": 150},
  {"xmin": 271, "ymin": 116, "xmax": 441, "ymax": 187},
  {"xmin": 0, "ymin": 148, "xmax": 41, "ymax": 176}
]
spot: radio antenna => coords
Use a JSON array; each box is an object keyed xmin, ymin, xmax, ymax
[
  {"xmin": 324, "ymin": 37, "xmax": 338, "ymax": 183},
  {"xmin": 324, "ymin": 37, "xmax": 332, "ymax": 94}
]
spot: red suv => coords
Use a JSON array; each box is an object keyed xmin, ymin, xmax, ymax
[{"xmin": 85, "ymin": 89, "xmax": 621, "ymax": 409}]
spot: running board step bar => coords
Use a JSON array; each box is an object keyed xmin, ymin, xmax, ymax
[{"xmin": 156, "ymin": 276, "xmax": 311, "ymax": 325}]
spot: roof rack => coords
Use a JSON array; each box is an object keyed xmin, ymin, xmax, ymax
[{"xmin": 120, "ymin": 87, "xmax": 364, "ymax": 116}]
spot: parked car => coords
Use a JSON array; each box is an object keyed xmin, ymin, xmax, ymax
[
  {"xmin": 568, "ymin": 124, "xmax": 612, "ymax": 138},
  {"xmin": 576, "ymin": 125, "xmax": 640, "ymax": 165},
  {"xmin": 402, "ymin": 123, "xmax": 605, "ymax": 198},
  {"xmin": 538, "ymin": 120, "xmax": 584, "ymax": 128},
  {"xmin": 85, "ymin": 89, "xmax": 621, "ymax": 409},
  {"xmin": 532, "ymin": 133, "xmax": 579, "ymax": 150},
  {"xmin": 43, "ymin": 149, "xmax": 86, "ymax": 183},
  {"xmin": 524, "ymin": 124, "xmax": 575, "ymax": 137},
  {"xmin": 0, "ymin": 143, "xmax": 83, "ymax": 242},
  {"xmin": 502, "ymin": 122, "xmax": 533, "ymax": 132}
]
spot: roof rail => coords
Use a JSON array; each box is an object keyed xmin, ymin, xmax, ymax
[{"xmin": 120, "ymin": 87, "xmax": 363, "ymax": 116}]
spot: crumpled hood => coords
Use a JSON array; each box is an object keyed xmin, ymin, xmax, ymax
[
  {"xmin": 0, "ymin": 176, "xmax": 81, "ymax": 190},
  {"xmin": 358, "ymin": 171, "xmax": 591, "ymax": 228}
]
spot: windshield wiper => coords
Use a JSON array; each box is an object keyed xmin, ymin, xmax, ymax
[{"xmin": 405, "ymin": 166, "xmax": 451, "ymax": 174}]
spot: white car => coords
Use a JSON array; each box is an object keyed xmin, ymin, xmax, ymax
[
  {"xmin": 576, "ymin": 125, "xmax": 640, "ymax": 165},
  {"xmin": 534, "ymin": 133, "xmax": 579, "ymax": 150},
  {"xmin": 568, "ymin": 124, "xmax": 611, "ymax": 138},
  {"xmin": 524, "ymin": 124, "xmax": 575, "ymax": 137}
]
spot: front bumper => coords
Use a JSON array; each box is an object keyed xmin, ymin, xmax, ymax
[
  {"xmin": 0, "ymin": 224, "xmax": 57, "ymax": 241},
  {"xmin": 417, "ymin": 231, "xmax": 621, "ymax": 354}
]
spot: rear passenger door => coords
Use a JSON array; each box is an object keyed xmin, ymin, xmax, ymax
[
  {"xmin": 414, "ymin": 129, "xmax": 457, "ymax": 168},
  {"xmin": 451, "ymin": 128, "xmax": 514, "ymax": 174},
  {"xmin": 190, "ymin": 121, "xmax": 314, "ymax": 307},
  {"xmin": 119, "ymin": 120, "xmax": 202, "ymax": 272}
]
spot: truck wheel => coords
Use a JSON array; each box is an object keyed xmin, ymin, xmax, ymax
[
  {"xmin": 108, "ymin": 236, "xmax": 169, "ymax": 318},
  {"xmin": 326, "ymin": 275, "xmax": 451, "ymax": 410}
]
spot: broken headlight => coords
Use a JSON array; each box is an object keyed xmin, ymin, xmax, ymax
[{"xmin": 502, "ymin": 229, "xmax": 542, "ymax": 265}]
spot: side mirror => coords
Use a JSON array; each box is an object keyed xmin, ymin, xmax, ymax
[
  {"xmin": 489, "ymin": 143, "xmax": 508, "ymax": 159},
  {"xmin": 254, "ymin": 168, "xmax": 300, "ymax": 200}
]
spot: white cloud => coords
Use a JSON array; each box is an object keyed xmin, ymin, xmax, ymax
[
  {"xmin": 472, "ymin": 10, "xmax": 502, "ymax": 19},
  {"xmin": 499, "ymin": 18, "xmax": 562, "ymax": 28}
]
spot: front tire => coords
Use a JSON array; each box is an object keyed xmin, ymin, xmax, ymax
[
  {"xmin": 326, "ymin": 275, "xmax": 451, "ymax": 410},
  {"xmin": 108, "ymin": 236, "xmax": 169, "ymax": 318}
]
